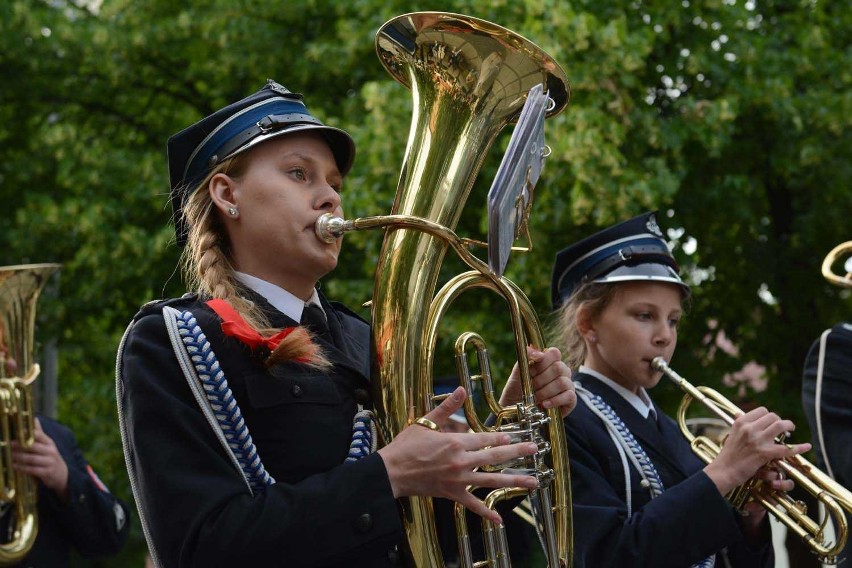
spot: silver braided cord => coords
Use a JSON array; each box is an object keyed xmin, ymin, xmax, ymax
[
  {"xmin": 177, "ymin": 310, "xmax": 275, "ymax": 492},
  {"xmin": 175, "ymin": 308, "xmax": 376, "ymax": 493}
]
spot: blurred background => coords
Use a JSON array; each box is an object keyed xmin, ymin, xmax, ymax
[{"xmin": 1, "ymin": 0, "xmax": 848, "ymax": 565}]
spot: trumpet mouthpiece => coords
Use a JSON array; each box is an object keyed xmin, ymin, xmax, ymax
[
  {"xmin": 651, "ymin": 357, "xmax": 668, "ymax": 372},
  {"xmin": 314, "ymin": 213, "xmax": 347, "ymax": 243}
]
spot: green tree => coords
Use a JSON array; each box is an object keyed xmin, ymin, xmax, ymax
[{"xmin": 1, "ymin": 0, "xmax": 848, "ymax": 564}]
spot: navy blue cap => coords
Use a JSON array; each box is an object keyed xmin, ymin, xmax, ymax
[
  {"xmin": 167, "ymin": 79, "xmax": 356, "ymax": 246},
  {"xmin": 551, "ymin": 211, "xmax": 688, "ymax": 308}
]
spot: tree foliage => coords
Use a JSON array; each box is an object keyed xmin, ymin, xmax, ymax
[{"xmin": 1, "ymin": 0, "xmax": 848, "ymax": 563}]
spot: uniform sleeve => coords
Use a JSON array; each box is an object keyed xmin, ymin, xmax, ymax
[
  {"xmin": 38, "ymin": 422, "xmax": 131, "ymax": 557},
  {"xmin": 801, "ymin": 324, "xmax": 852, "ymax": 564},
  {"xmin": 118, "ymin": 312, "xmax": 402, "ymax": 568},
  {"xmin": 802, "ymin": 324, "xmax": 852, "ymax": 487},
  {"xmin": 565, "ymin": 409, "xmax": 773, "ymax": 568}
]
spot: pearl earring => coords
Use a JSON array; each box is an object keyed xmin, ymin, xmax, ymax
[{"xmin": 227, "ymin": 207, "xmax": 238, "ymax": 217}]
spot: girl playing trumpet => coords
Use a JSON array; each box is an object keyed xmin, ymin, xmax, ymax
[{"xmin": 550, "ymin": 211, "xmax": 810, "ymax": 568}]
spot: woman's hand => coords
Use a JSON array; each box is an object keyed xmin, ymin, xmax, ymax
[
  {"xmin": 500, "ymin": 346, "xmax": 576, "ymax": 417},
  {"xmin": 377, "ymin": 386, "xmax": 540, "ymax": 524},
  {"xmin": 704, "ymin": 407, "xmax": 810, "ymax": 496}
]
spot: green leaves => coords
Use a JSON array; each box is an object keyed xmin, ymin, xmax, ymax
[{"xmin": 1, "ymin": 1, "xmax": 849, "ymax": 561}]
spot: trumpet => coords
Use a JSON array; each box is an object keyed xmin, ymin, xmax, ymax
[
  {"xmin": 822, "ymin": 240, "xmax": 852, "ymax": 288},
  {"xmin": 651, "ymin": 357, "xmax": 852, "ymax": 565}
]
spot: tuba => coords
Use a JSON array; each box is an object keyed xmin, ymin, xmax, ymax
[
  {"xmin": 0, "ymin": 263, "xmax": 60, "ymax": 565},
  {"xmin": 652, "ymin": 357, "xmax": 852, "ymax": 565},
  {"xmin": 822, "ymin": 240, "xmax": 852, "ymax": 288},
  {"xmin": 318, "ymin": 12, "xmax": 572, "ymax": 568}
]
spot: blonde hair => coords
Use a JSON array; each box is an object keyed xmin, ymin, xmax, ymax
[
  {"xmin": 549, "ymin": 282, "xmax": 620, "ymax": 371},
  {"xmin": 550, "ymin": 280, "xmax": 690, "ymax": 370},
  {"xmin": 178, "ymin": 155, "xmax": 330, "ymax": 369}
]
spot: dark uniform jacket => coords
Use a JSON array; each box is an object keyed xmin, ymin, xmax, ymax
[
  {"xmin": 9, "ymin": 416, "xmax": 130, "ymax": 568},
  {"xmin": 117, "ymin": 291, "xmax": 406, "ymax": 568},
  {"xmin": 802, "ymin": 322, "xmax": 852, "ymax": 564},
  {"xmin": 564, "ymin": 372, "xmax": 773, "ymax": 568}
]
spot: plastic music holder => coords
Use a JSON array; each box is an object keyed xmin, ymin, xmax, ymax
[{"xmin": 487, "ymin": 83, "xmax": 550, "ymax": 277}]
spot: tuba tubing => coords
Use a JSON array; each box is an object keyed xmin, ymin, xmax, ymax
[
  {"xmin": 0, "ymin": 263, "xmax": 60, "ymax": 565},
  {"xmin": 321, "ymin": 11, "xmax": 573, "ymax": 567},
  {"xmin": 651, "ymin": 357, "xmax": 852, "ymax": 565}
]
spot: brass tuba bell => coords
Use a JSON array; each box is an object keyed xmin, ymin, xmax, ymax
[
  {"xmin": 319, "ymin": 12, "xmax": 572, "ymax": 567},
  {"xmin": 0, "ymin": 263, "xmax": 60, "ymax": 565}
]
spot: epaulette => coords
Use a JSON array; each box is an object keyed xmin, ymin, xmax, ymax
[
  {"xmin": 328, "ymin": 300, "xmax": 370, "ymax": 325},
  {"xmin": 133, "ymin": 293, "xmax": 200, "ymax": 321}
]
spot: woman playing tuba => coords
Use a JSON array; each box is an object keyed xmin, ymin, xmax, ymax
[{"xmin": 116, "ymin": 70, "xmax": 574, "ymax": 567}]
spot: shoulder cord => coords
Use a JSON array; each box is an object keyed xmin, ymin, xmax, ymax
[
  {"xmin": 576, "ymin": 386, "xmax": 664, "ymax": 512},
  {"xmin": 347, "ymin": 409, "xmax": 378, "ymax": 463},
  {"xmin": 576, "ymin": 386, "xmax": 714, "ymax": 568},
  {"xmin": 167, "ymin": 307, "xmax": 376, "ymax": 477},
  {"xmin": 166, "ymin": 307, "xmax": 274, "ymax": 492},
  {"xmin": 814, "ymin": 327, "xmax": 835, "ymax": 478}
]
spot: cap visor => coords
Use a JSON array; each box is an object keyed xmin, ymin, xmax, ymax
[
  {"xmin": 594, "ymin": 263, "xmax": 689, "ymax": 292},
  {"xmin": 231, "ymin": 123, "xmax": 355, "ymax": 176}
]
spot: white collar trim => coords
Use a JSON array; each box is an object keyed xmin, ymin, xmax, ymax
[
  {"xmin": 234, "ymin": 272, "xmax": 323, "ymax": 322},
  {"xmin": 579, "ymin": 365, "xmax": 656, "ymax": 419}
]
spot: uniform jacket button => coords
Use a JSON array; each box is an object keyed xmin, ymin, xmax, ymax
[
  {"xmin": 355, "ymin": 512, "xmax": 373, "ymax": 532},
  {"xmin": 291, "ymin": 384, "xmax": 303, "ymax": 398},
  {"xmin": 387, "ymin": 545, "xmax": 401, "ymax": 564},
  {"xmin": 354, "ymin": 388, "xmax": 370, "ymax": 405}
]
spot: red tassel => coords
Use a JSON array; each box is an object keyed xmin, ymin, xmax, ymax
[{"xmin": 207, "ymin": 299, "xmax": 304, "ymax": 357}]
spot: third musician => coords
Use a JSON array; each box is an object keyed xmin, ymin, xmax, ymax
[{"xmin": 550, "ymin": 211, "xmax": 810, "ymax": 568}]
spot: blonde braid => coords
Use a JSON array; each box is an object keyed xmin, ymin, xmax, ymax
[{"xmin": 179, "ymin": 158, "xmax": 330, "ymax": 369}]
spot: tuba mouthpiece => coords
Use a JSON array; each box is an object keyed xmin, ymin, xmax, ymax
[{"xmin": 314, "ymin": 213, "xmax": 348, "ymax": 243}]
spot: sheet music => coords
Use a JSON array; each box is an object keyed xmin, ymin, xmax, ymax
[{"xmin": 487, "ymin": 84, "xmax": 550, "ymax": 277}]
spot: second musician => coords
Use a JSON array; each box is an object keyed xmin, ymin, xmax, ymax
[{"xmin": 550, "ymin": 211, "xmax": 810, "ymax": 568}]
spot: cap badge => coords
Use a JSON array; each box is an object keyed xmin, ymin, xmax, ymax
[
  {"xmin": 265, "ymin": 79, "xmax": 292, "ymax": 96},
  {"xmin": 646, "ymin": 215, "xmax": 663, "ymax": 237}
]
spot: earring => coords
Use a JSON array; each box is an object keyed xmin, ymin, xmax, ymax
[{"xmin": 227, "ymin": 207, "xmax": 238, "ymax": 217}]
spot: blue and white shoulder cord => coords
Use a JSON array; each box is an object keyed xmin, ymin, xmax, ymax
[
  {"xmin": 576, "ymin": 384, "xmax": 714, "ymax": 568},
  {"xmin": 164, "ymin": 306, "xmax": 377, "ymax": 492}
]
